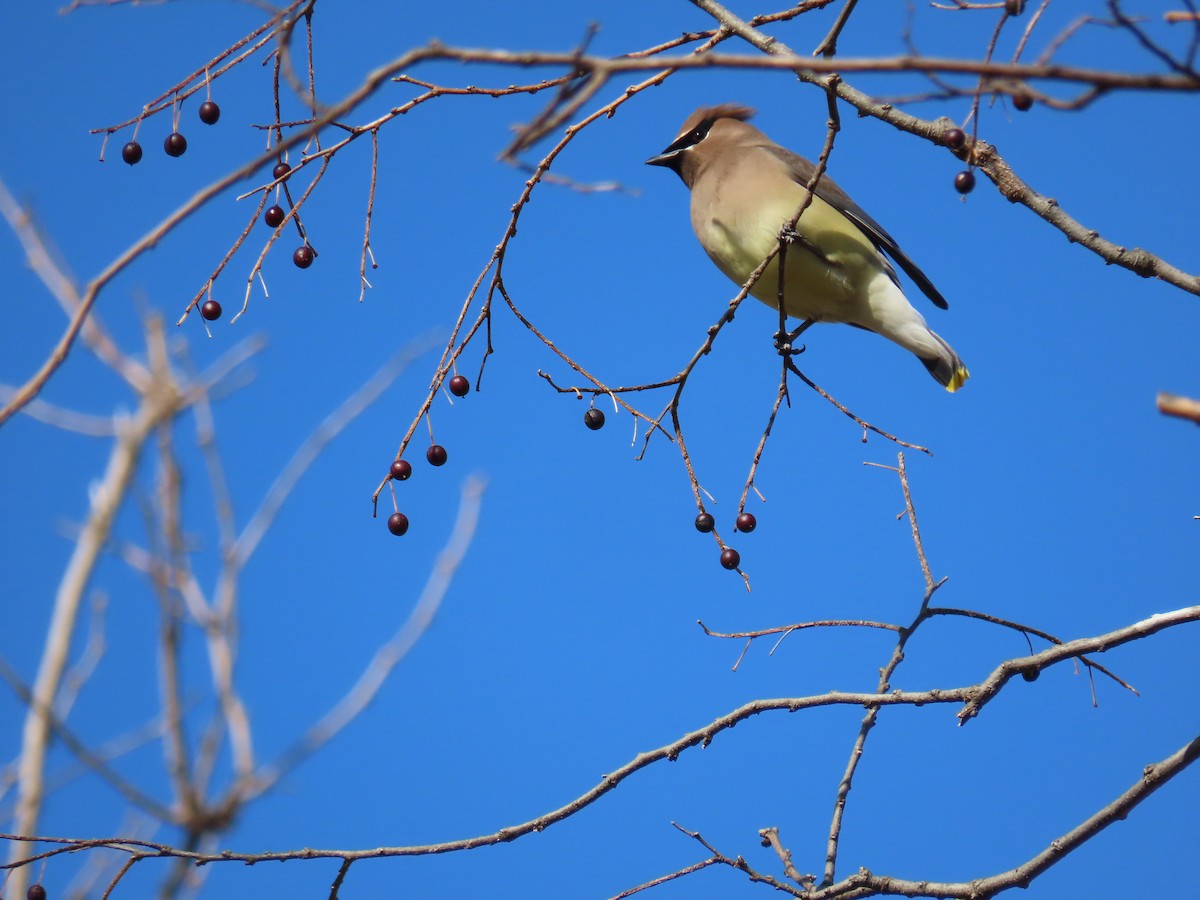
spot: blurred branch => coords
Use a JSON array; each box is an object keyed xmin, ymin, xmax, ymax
[
  {"xmin": 0, "ymin": 182, "xmax": 147, "ymax": 387},
  {"xmin": 1157, "ymin": 391, "xmax": 1200, "ymax": 423},
  {"xmin": 9, "ymin": 317, "xmax": 184, "ymax": 876},
  {"xmin": 0, "ymin": 657, "xmax": 175, "ymax": 824},
  {"xmin": 0, "ymin": 716, "xmax": 168, "ymax": 822},
  {"xmin": 252, "ymin": 474, "xmax": 486, "ymax": 797},
  {"xmin": 183, "ymin": 334, "xmax": 435, "ymax": 830},
  {"xmin": 234, "ymin": 335, "xmax": 436, "ymax": 568},
  {"xmin": 0, "ymin": 390, "xmax": 116, "ymax": 436},
  {"xmin": 148, "ymin": 421, "xmax": 201, "ymax": 828}
]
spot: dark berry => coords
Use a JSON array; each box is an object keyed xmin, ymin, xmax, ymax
[
  {"xmin": 943, "ymin": 128, "xmax": 966, "ymax": 150},
  {"xmin": 735, "ymin": 512, "xmax": 757, "ymax": 533},
  {"xmin": 694, "ymin": 512, "xmax": 715, "ymax": 533},
  {"xmin": 1011, "ymin": 92, "xmax": 1033, "ymax": 111},
  {"xmin": 272, "ymin": 161, "xmax": 291, "ymax": 180},
  {"xmin": 28, "ymin": 885, "xmax": 47, "ymax": 900},
  {"xmin": 719, "ymin": 547, "xmax": 741, "ymax": 570},
  {"xmin": 198, "ymin": 100, "xmax": 221, "ymax": 124},
  {"xmin": 390, "ymin": 459, "xmax": 412, "ymax": 481},
  {"xmin": 200, "ymin": 299, "xmax": 222, "ymax": 321},
  {"xmin": 387, "ymin": 512, "xmax": 409, "ymax": 536},
  {"xmin": 1005, "ymin": 0, "xmax": 1025, "ymax": 14},
  {"xmin": 264, "ymin": 205, "xmax": 285, "ymax": 228},
  {"xmin": 426, "ymin": 444, "xmax": 448, "ymax": 466},
  {"xmin": 121, "ymin": 140, "xmax": 143, "ymax": 165},
  {"xmin": 164, "ymin": 132, "xmax": 188, "ymax": 157},
  {"xmin": 954, "ymin": 170, "xmax": 976, "ymax": 194},
  {"xmin": 1021, "ymin": 667, "xmax": 1040, "ymax": 682},
  {"xmin": 293, "ymin": 245, "xmax": 315, "ymax": 269},
  {"xmin": 448, "ymin": 374, "xmax": 470, "ymax": 397},
  {"xmin": 583, "ymin": 408, "xmax": 605, "ymax": 431}
]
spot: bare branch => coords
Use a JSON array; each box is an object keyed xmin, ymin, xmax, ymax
[
  {"xmin": 6, "ymin": 605, "xmax": 1196, "ymax": 869},
  {"xmin": 957, "ymin": 605, "xmax": 1200, "ymax": 723}
]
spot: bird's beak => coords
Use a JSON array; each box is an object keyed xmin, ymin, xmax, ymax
[{"xmin": 645, "ymin": 149, "xmax": 679, "ymax": 168}]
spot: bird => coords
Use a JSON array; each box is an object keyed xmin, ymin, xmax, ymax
[{"xmin": 646, "ymin": 104, "xmax": 969, "ymax": 392}]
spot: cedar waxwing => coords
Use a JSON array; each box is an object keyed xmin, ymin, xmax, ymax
[{"xmin": 646, "ymin": 104, "xmax": 969, "ymax": 392}]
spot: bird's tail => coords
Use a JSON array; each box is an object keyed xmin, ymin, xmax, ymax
[{"xmin": 917, "ymin": 330, "xmax": 970, "ymax": 392}]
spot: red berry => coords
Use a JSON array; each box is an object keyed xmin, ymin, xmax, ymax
[
  {"xmin": 264, "ymin": 205, "xmax": 285, "ymax": 228},
  {"xmin": 694, "ymin": 512, "xmax": 715, "ymax": 533},
  {"xmin": 387, "ymin": 512, "xmax": 409, "ymax": 536},
  {"xmin": 448, "ymin": 374, "xmax": 470, "ymax": 397},
  {"xmin": 735, "ymin": 512, "xmax": 757, "ymax": 533},
  {"xmin": 293, "ymin": 246, "xmax": 315, "ymax": 268},
  {"xmin": 273, "ymin": 161, "xmax": 291, "ymax": 180},
  {"xmin": 164, "ymin": 132, "xmax": 187, "ymax": 157},
  {"xmin": 1012, "ymin": 92, "xmax": 1033, "ymax": 111},
  {"xmin": 28, "ymin": 885, "xmax": 48, "ymax": 900},
  {"xmin": 200, "ymin": 299, "xmax": 222, "ymax": 321},
  {"xmin": 426, "ymin": 444, "xmax": 448, "ymax": 466},
  {"xmin": 943, "ymin": 128, "xmax": 966, "ymax": 150},
  {"xmin": 121, "ymin": 140, "xmax": 143, "ymax": 165},
  {"xmin": 390, "ymin": 459, "xmax": 412, "ymax": 481},
  {"xmin": 583, "ymin": 408, "xmax": 605, "ymax": 430},
  {"xmin": 198, "ymin": 100, "xmax": 221, "ymax": 124},
  {"xmin": 954, "ymin": 170, "xmax": 976, "ymax": 194},
  {"xmin": 719, "ymin": 548, "xmax": 741, "ymax": 570}
]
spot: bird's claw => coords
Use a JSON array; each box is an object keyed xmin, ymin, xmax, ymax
[
  {"xmin": 774, "ymin": 318, "xmax": 815, "ymax": 356},
  {"xmin": 773, "ymin": 330, "xmax": 807, "ymax": 356}
]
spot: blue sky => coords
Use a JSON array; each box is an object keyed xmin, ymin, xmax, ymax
[{"xmin": 1, "ymin": 2, "xmax": 1197, "ymax": 898}]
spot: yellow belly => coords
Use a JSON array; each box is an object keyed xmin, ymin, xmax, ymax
[{"xmin": 694, "ymin": 191, "xmax": 881, "ymax": 325}]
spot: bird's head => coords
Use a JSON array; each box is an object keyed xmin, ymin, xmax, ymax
[{"xmin": 645, "ymin": 104, "xmax": 759, "ymax": 187}]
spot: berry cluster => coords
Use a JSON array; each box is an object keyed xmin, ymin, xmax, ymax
[
  {"xmin": 119, "ymin": 106, "xmax": 316, "ymax": 295},
  {"xmin": 121, "ymin": 96, "xmax": 222, "ymax": 166},
  {"xmin": 385, "ymin": 374, "xmax": 472, "ymax": 537},
  {"xmin": 941, "ymin": 128, "xmax": 977, "ymax": 196},
  {"xmin": 694, "ymin": 510, "xmax": 758, "ymax": 571},
  {"xmin": 258, "ymin": 162, "xmax": 316, "ymax": 269},
  {"xmin": 573, "ymin": 398, "xmax": 756, "ymax": 571}
]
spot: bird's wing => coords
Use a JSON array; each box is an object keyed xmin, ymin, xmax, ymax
[{"xmin": 764, "ymin": 144, "xmax": 949, "ymax": 310}]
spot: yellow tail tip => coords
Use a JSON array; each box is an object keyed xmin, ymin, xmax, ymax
[{"xmin": 945, "ymin": 366, "xmax": 970, "ymax": 393}]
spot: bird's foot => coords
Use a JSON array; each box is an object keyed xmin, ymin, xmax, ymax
[{"xmin": 774, "ymin": 318, "xmax": 815, "ymax": 356}]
